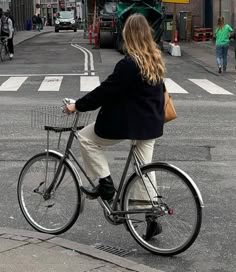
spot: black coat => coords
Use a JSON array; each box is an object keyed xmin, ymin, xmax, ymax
[{"xmin": 75, "ymin": 56, "xmax": 164, "ymax": 140}]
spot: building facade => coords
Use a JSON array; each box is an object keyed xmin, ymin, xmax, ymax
[
  {"xmin": 10, "ymin": 0, "xmax": 34, "ymax": 30},
  {"xmin": 212, "ymin": 0, "xmax": 236, "ymax": 28},
  {"xmin": 163, "ymin": 0, "xmax": 236, "ymax": 29},
  {"xmin": 0, "ymin": 0, "xmax": 10, "ymax": 11}
]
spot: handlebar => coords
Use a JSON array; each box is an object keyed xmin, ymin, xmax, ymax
[
  {"xmin": 61, "ymin": 98, "xmax": 76, "ymax": 114},
  {"xmin": 62, "ymin": 98, "xmax": 76, "ymax": 105}
]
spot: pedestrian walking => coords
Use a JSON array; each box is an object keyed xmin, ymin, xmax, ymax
[
  {"xmin": 0, "ymin": 11, "xmax": 14, "ymax": 59},
  {"xmin": 36, "ymin": 14, "xmax": 42, "ymax": 32},
  {"xmin": 214, "ymin": 16, "xmax": 233, "ymax": 73},
  {"xmin": 32, "ymin": 14, "xmax": 37, "ymax": 30},
  {"xmin": 65, "ymin": 13, "xmax": 166, "ymax": 240}
]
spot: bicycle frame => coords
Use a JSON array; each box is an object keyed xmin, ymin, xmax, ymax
[
  {"xmin": 44, "ymin": 112, "xmax": 159, "ymax": 217},
  {"xmin": 0, "ymin": 37, "xmax": 8, "ymax": 50}
]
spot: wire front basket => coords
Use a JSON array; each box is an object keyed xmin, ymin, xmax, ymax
[{"xmin": 31, "ymin": 106, "xmax": 90, "ymax": 132}]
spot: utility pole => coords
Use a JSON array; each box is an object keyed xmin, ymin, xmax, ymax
[{"xmin": 171, "ymin": 3, "xmax": 177, "ymax": 43}]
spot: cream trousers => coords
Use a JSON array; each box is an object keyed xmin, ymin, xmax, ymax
[{"xmin": 78, "ymin": 122, "xmax": 156, "ymax": 180}]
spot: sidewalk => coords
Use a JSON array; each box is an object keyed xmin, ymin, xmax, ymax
[
  {"xmin": 178, "ymin": 40, "xmax": 236, "ymax": 81},
  {"xmin": 8, "ymin": 27, "xmax": 165, "ymax": 272},
  {"xmin": 0, "ymin": 227, "xmax": 164, "ymax": 272},
  {"xmin": 14, "ymin": 26, "xmax": 54, "ymax": 46}
]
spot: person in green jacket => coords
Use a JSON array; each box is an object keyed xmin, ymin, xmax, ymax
[{"xmin": 215, "ymin": 16, "xmax": 233, "ymax": 73}]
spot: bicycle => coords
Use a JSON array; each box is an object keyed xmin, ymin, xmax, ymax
[
  {"xmin": 0, "ymin": 36, "xmax": 10, "ymax": 61},
  {"xmin": 17, "ymin": 102, "xmax": 204, "ymax": 256}
]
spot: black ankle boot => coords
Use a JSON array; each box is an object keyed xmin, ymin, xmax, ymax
[
  {"xmin": 80, "ymin": 176, "xmax": 115, "ymax": 201},
  {"xmin": 98, "ymin": 176, "xmax": 116, "ymax": 201},
  {"xmin": 144, "ymin": 214, "xmax": 162, "ymax": 241},
  {"xmin": 80, "ymin": 184, "xmax": 100, "ymax": 199}
]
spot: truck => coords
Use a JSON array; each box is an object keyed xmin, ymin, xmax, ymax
[{"xmin": 95, "ymin": 0, "xmax": 165, "ymax": 51}]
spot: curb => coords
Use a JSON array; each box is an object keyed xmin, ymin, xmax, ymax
[
  {"xmin": 0, "ymin": 227, "xmax": 165, "ymax": 272},
  {"xmin": 14, "ymin": 28, "xmax": 53, "ymax": 46}
]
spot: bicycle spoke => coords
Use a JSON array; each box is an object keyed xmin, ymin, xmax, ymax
[
  {"xmin": 122, "ymin": 163, "xmax": 202, "ymax": 255},
  {"xmin": 18, "ymin": 152, "xmax": 81, "ymax": 234}
]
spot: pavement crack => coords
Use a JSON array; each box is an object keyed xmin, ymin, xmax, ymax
[{"xmin": 0, "ymin": 241, "xmax": 31, "ymax": 254}]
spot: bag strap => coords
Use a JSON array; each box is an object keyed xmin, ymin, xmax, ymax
[{"xmin": 163, "ymin": 82, "xmax": 167, "ymax": 93}]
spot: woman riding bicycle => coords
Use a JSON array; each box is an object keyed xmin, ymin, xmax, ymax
[{"xmin": 66, "ymin": 14, "xmax": 166, "ymax": 239}]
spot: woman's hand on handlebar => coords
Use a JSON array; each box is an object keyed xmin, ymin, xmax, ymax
[
  {"xmin": 65, "ymin": 103, "xmax": 76, "ymax": 114},
  {"xmin": 62, "ymin": 98, "xmax": 77, "ymax": 114}
]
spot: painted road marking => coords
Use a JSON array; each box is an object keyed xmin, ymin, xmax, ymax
[
  {"xmin": 71, "ymin": 44, "xmax": 89, "ymax": 72},
  {"xmin": 0, "ymin": 73, "xmax": 86, "ymax": 76},
  {"xmin": 72, "ymin": 44, "xmax": 95, "ymax": 72},
  {"xmin": 80, "ymin": 76, "xmax": 100, "ymax": 92},
  {"xmin": 0, "ymin": 76, "xmax": 234, "ymax": 96},
  {"xmin": 189, "ymin": 79, "xmax": 233, "ymax": 95},
  {"xmin": 38, "ymin": 76, "xmax": 63, "ymax": 91},
  {"xmin": 164, "ymin": 78, "xmax": 188, "ymax": 93},
  {"xmin": 0, "ymin": 77, "xmax": 28, "ymax": 91}
]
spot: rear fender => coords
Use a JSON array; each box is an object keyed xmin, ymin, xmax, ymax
[{"xmin": 121, "ymin": 162, "xmax": 204, "ymax": 208}]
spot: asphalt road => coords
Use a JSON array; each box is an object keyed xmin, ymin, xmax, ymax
[{"xmin": 0, "ymin": 30, "xmax": 236, "ymax": 272}]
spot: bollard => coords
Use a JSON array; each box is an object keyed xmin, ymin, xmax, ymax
[
  {"xmin": 94, "ymin": 24, "xmax": 99, "ymax": 48},
  {"xmin": 174, "ymin": 30, "xmax": 178, "ymax": 46},
  {"xmin": 89, "ymin": 25, "xmax": 92, "ymax": 44}
]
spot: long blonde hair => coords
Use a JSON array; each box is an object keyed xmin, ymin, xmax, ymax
[
  {"xmin": 217, "ymin": 16, "xmax": 225, "ymax": 29},
  {"xmin": 122, "ymin": 13, "xmax": 165, "ymax": 85}
]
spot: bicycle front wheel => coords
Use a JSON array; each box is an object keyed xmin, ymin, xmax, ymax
[
  {"xmin": 18, "ymin": 152, "xmax": 81, "ymax": 234},
  {"xmin": 122, "ymin": 163, "xmax": 202, "ymax": 256},
  {"xmin": 0, "ymin": 43, "xmax": 9, "ymax": 61}
]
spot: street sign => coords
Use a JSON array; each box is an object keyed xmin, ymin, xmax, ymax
[{"xmin": 162, "ymin": 0, "xmax": 190, "ymax": 3}]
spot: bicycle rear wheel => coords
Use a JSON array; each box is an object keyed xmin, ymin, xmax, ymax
[
  {"xmin": 122, "ymin": 163, "xmax": 202, "ymax": 256},
  {"xmin": 0, "ymin": 43, "xmax": 9, "ymax": 61},
  {"xmin": 18, "ymin": 152, "xmax": 81, "ymax": 234}
]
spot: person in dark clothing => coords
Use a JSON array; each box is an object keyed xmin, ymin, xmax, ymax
[
  {"xmin": 0, "ymin": 11, "xmax": 14, "ymax": 59},
  {"xmin": 32, "ymin": 14, "xmax": 37, "ymax": 30},
  {"xmin": 65, "ymin": 14, "xmax": 166, "ymax": 239},
  {"xmin": 36, "ymin": 14, "xmax": 42, "ymax": 31},
  {"xmin": 230, "ymin": 28, "xmax": 236, "ymax": 69}
]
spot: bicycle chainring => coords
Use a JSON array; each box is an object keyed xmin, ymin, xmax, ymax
[{"xmin": 103, "ymin": 210, "xmax": 125, "ymax": 225}]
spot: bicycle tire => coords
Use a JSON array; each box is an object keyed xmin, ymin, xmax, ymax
[
  {"xmin": 17, "ymin": 152, "xmax": 81, "ymax": 234},
  {"xmin": 121, "ymin": 162, "xmax": 202, "ymax": 256},
  {"xmin": 0, "ymin": 43, "xmax": 9, "ymax": 61}
]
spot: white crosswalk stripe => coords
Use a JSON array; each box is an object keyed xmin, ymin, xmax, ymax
[
  {"xmin": 0, "ymin": 75, "xmax": 234, "ymax": 95},
  {"xmin": 38, "ymin": 76, "xmax": 63, "ymax": 91},
  {"xmin": 80, "ymin": 76, "xmax": 100, "ymax": 92},
  {"xmin": 189, "ymin": 79, "xmax": 233, "ymax": 95},
  {"xmin": 0, "ymin": 77, "xmax": 28, "ymax": 91},
  {"xmin": 164, "ymin": 78, "xmax": 188, "ymax": 93}
]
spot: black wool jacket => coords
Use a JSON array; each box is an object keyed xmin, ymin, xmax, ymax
[{"xmin": 75, "ymin": 56, "xmax": 164, "ymax": 140}]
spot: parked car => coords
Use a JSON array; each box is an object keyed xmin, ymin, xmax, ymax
[{"xmin": 55, "ymin": 11, "xmax": 78, "ymax": 32}]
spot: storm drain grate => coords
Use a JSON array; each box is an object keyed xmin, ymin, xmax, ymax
[{"xmin": 94, "ymin": 244, "xmax": 132, "ymax": 257}]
